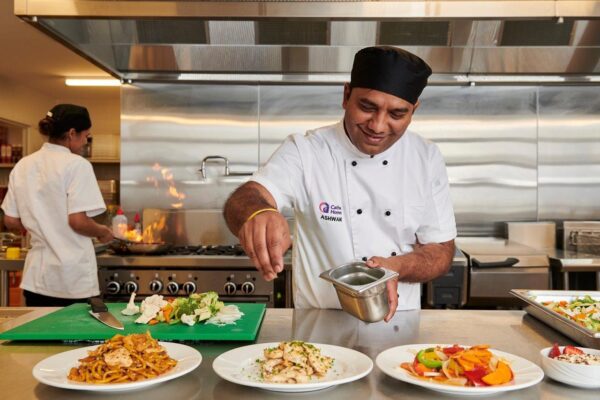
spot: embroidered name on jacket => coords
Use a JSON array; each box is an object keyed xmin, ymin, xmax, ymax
[{"xmin": 319, "ymin": 201, "xmax": 343, "ymax": 222}]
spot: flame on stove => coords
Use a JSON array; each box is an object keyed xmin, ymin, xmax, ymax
[
  {"xmin": 146, "ymin": 162, "xmax": 186, "ymax": 209},
  {"xmin": 143, "ymin": 215, "xmax": 166, "ymax": 243},
  {"xmin": 124, "ymin": 214, "xmax": 167, "ymax": 243}
]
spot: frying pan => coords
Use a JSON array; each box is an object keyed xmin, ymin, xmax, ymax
[{"xmin": 109, "ymin": 238, "xmax": 172, "ymax": 255}]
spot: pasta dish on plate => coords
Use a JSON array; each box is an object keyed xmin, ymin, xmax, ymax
[{"xmin": 67, "ymin": 332, "xmax": 177, "ymax": 384}]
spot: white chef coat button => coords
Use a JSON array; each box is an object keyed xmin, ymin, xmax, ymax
[
  {"xmin": 357, "ymin": 209, "xmax": 363, "ymax": 215},
  {"xmin": 362, "ymin": 257, "xmax": 368, "ymax": 262},
  {"xmin": 351, "ymin": 161, "xmax": 357, "ymax": 167},
  {"xmin": 383, "ymin": 160, "xmax": 388, "ymax": 166},
  {"xmin": 385, "ymin": 210, "xmax": 391, "ymax": 216},
  {"xmin": 391, "ymin": 252, "xmax": 397, "ymax": 256}
]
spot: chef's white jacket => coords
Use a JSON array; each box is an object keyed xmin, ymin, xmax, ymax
[
  {"xmin": 252, "ymin": 121, "xmax": 456, "ymax": 310},
  {"xmin": 2, "ymin": 143, "xmax": 106, "ymax": 298}
]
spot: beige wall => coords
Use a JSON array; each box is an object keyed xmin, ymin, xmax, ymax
[
  {"xmin": 0, "ymin": 79, "xmax": 120, "ymax": 182},
  {"xmin": 0, "ymin": 78, "xmax": 120, "ymax": 158}
]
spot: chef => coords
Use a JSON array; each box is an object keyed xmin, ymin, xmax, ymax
[
  {"xmin": 224, "ymin": 46, "xmax": 457, "ymax": 321},
  {"xmin": 2, "ymin": 104, "xmax": 113, "ymax": 306}
]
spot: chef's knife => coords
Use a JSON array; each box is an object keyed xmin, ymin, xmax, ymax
[{"xmin": 89, "ymin": 297, "xmax": 124, "ymax": 330}]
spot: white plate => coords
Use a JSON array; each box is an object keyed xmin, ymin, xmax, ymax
[
  {"xmin": 32, "ymin": 342, "xmax": 202, "ymax": 392},
  {"xmin": 212, "ymin": 342, "xmax": 373, "ymax": 392},
  {"xmin": 376, "ymin": 344, "xmax": 544, "ymax": 396}
]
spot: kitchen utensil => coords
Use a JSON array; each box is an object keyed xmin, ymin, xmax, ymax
[
  {"xmin": 319, "ymin": 262, "xmax": 398, "ymax": 323},
  {"xmin": 88, "ymin": 297, "xmax": 124, "ymax": 330},
  {"xmin": 109, "ymin": 238, "xmax": 172, "ymax": 255},
  {"xmin": 510, "ymin": 289, "xmax": 600, "ymax": 349},
  {"xmin": 0, "ymin": 302, "xmax": 266, "ymax": 341}
]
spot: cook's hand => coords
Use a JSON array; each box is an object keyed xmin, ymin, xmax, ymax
[
  {"xmin": 366, "ymin": 256, "xmax": 399, "ymax": 323},
  {"xmin": 97, "ymin": 225, "xmax": 114, "ymax": 244},
  {"xmin": 239, "ymin": 210, "xmax": 291, "ymax": 281}
]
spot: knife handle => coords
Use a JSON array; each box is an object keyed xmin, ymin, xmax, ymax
[{"xmin": 89, "ymin": 297, "xmax": 108, "ymax": 312}]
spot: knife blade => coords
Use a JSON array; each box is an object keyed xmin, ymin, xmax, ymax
[{"xmin": 89, "ymin": 297, "xmax": 124, "ymax": 330}]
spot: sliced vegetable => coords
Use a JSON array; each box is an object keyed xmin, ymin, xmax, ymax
[
  {"xmin": 442, "ymin": 345, "xmax": 464, "ymax": 355},
  {"xmin": 463, "ymin": 365, "xmax": 488, "ymax": 386},
  {"xmin": 481, "ymin": 361, "xmax": 512, "ymax": 386},
  {"xmin": 417, "ymin": 348, "xmax": 444, "ymax": 369}
]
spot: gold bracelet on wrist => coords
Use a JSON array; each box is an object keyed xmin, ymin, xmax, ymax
[{"xmin": 246, "ymin": 207, "xmax": 278, "ymax": 223}]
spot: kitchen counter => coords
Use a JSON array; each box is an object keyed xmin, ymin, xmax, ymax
[
  {"xmin": 0, "ymin": 308, "xmax": 596, "ymax": 400},
  {"xmin": 547, "ymin": 249, "xmax": 600, "ymax": 290}
]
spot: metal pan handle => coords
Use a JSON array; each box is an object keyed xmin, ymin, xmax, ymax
[{"xmin": 472, "ymin": 257, "xmax": 519, "ymax": 269}]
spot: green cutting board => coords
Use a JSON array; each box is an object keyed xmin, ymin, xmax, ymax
[{"xmin": 0, "ymin": 302, "xmax": 265, "ymax": 342}]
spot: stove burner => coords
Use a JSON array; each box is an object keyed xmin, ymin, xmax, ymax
[{"xmin": 168, "ymin": 245, "xmax": 246, "ymax": 256}]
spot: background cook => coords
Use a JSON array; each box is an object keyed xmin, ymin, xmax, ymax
[
  {"xmin": 1, "ymin": 104, "xmax": 113, "ymax": 306},
  {"xmin": 224, "ymin": 46, "xmax": 457, "ymax": 321}
]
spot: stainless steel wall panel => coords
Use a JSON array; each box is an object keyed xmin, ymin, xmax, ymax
[
  {"xmin": 330, "ymin": 22, "xmax": 377, "ymax": 46},
  {"xmin": 412, "ymin": 86, "xmax": 539, "ymax": 236},
  {"xmin": 471, "ymin": 47, "xmax": 600, "ymax": 74},
  {"xmin": 258, "ymin": 86, "xmax": 344, "ymax": 165},
  {"xmin": 120, "ymin": 82, "xmax": 600, "ymax": 238},
  {"xmin": 121, "ymin": 83, "xmax": 258, "ymax": 212},
  {"xmin": 207, "ymin": 21, "xmax": 255, "ymax": 45},
  {"xmin": 538, "ymin": 86, "xmax": 600, "ymax": 221}
]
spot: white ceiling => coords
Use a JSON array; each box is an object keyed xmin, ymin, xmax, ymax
[{"xmin": 0, "ymin": 1, "xmax": 119, "ymax": 100}]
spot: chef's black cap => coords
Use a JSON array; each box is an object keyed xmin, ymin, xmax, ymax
[
  {"xmin": 41, "ymin": 104, "xmax": 91, "ymax": 138},
  {"xmin": 350, "ymin": 46, "xmax": 432, "ymax": 105}
]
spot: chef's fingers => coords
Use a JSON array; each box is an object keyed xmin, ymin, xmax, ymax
[
  {"xmin": 240, "ymin": 222, "xmax": 267, "ymax": 280},
  {"xmin": 266, "ymin": 217, "xmax": 290, "ymax": 274},
  {"xmin": 251, "ymin": 216, "xmax": 277, "ymax": 281},
  {"xmin": 366, "ymin": 256, "xmax": 385, "ymax": 268},
  {"xmin": 384, "ymin": 279, "xmax": 399, "ymax": 322}
]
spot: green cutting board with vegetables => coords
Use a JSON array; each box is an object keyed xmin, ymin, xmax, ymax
[{"xmin": 0, "ymin": 302, "xmax": 265, "ymax": 341}]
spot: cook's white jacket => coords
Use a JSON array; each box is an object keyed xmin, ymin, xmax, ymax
[
  {"xmin": 1, "ymin": 143, "xmax": 106, "ymax": 298},
  {"xmin": 252, "ymin": 121, "xmax": 456, "ymax": 310}
]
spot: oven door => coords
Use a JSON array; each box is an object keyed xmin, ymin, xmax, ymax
[
  {"xmin": 457, "ymin": 238, "xmax": 552, "ymax": 308},
  {"xmin": 468, "ymin": 257, "xmax": 550, "ymax": 307}
]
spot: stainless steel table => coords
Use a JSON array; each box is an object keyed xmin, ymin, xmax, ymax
[
  {"xmin": 0, "ymin": 308, "xmax": 597, "ymax": 399},
  {"xmin": 548, "ymin": 249, "xmax": 600, "ymax": 290}
]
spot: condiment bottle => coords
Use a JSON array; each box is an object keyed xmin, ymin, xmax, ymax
[
  {"xmin": 112, "ymin": 208, "xmax": 128, "ymax": 239},
  {"xmin": 133, "ymin": 213, "xmax": 142, "ymax": 236}
]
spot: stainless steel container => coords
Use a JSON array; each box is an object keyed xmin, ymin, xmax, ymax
[{"xmin": 320, "ymin": 262, "xmax": 398, "ymax": 323}]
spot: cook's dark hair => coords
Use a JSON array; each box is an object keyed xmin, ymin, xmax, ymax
[{"xmin": 38, "ymin": 104, "xmax": 92, "ymax": 139}]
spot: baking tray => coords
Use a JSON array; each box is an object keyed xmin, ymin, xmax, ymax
[{"xmin": 510, "ymin": 289, "xmax": 600, "ymax": 349}]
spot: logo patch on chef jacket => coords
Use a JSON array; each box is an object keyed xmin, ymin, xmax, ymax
[{"xmin": 318, "ymin": 201, "xmax": 343, "ymax": 222}]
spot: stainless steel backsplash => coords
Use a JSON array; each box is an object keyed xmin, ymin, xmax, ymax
[{"xmin": 121, "ymin": 83, "xmax": 600, "ymax": 239}]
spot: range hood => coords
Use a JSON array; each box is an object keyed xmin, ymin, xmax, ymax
[{"xmin": 15, "ymin": 0, "xmax": 600, "ymax": 83}]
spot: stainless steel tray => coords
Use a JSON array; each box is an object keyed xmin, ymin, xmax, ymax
[{"xmin": 510, "ymin": 289, "xmax": 600, "ymax": 349}]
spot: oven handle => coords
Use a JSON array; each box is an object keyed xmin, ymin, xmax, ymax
[{"xmin": 471, "ymin": 257, "xmax": 519, "ymax": 269}]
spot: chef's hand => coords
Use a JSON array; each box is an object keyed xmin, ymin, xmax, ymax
[
  {"xmin": 366, "ymin": 257, "xmax": 399, "ymax": 323},
  {"xmin": 239, "ymin": 210, "xmax": 292, "ymax": 281},
  {"xmin": 96, "ymin": 225, "xmax": 114, "ymax": 244}
]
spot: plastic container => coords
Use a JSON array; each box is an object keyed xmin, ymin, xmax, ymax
[
  {"xmin": 5, "ymin": 247, "xmax": 20, "ymax": 260},
  {"xmin": 111, "ymin": 208, "xmax": 128, "ymax": 239}
]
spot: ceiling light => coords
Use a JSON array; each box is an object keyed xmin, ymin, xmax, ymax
[
  {"xmin": 65, "ymin": 78, "xmax": 121, "ymax": 87},
  {"xmin": 467, "ymin": 75, "xmax": 566, "ymax": 83}
]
